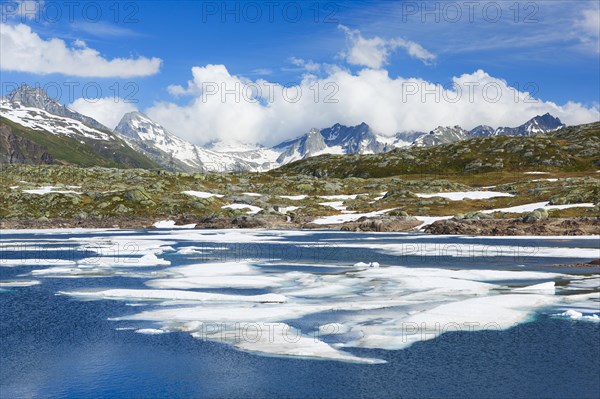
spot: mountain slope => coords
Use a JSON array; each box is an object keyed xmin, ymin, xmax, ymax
[{"xmin": 0, "ymin": 116, "xmax": 158, "ymax": 168}]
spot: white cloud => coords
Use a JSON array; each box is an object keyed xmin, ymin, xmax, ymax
[
  {"xmin": 576, "ymin": 4, "xmax": 600, "ymax": 52},
  {"xmin": 0, "ymin": 23, "xmax": 162, "ymax": 77},
  {"xmin": 145, "ymin": 65, "xmax": 599, "ymax": 146},
  {"xmin": 289, "ymin": 57, "xmax": 321, "ymax": 72},
  {"xmin": 69, "ymin": 98, "xmax": 138, "ymax": 129},
  {"xmin": 338, "ymin": 25, "xmax": 436, "ymax": 68},
  {"xmin": 579, "ymin": 5, "xmax": 600, "ymax": 38}
]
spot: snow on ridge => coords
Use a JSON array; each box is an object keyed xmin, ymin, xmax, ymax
[
  {"xmin": 0, "ymin": 100, "xmax": 111, "ymax": 141},
  {"xmin": 415, "ymin": 191, "xmax": 514, "ymax": 201}
]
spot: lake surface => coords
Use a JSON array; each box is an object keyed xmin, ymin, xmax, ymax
[{"xmin": 1, "ymin": 228, "xmax": 599, "ymax": 398}]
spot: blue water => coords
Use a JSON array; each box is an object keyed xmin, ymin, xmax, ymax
[{"xmin": 1, "ymin": 229, "xmax": 599, "ymax": 398}]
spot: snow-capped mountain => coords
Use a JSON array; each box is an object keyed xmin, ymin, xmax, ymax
[
  {"xmin": 321, "ymin": 122, "xmax": 388, "ymax": 154},
  {"xmin": 273, "ymin": 123, "xmax": 398, "ymax": 164},
  {"xmin": 495, "ymin": 113, "xmax": 565, "ymax": 136},
  {"xmin": 114, "ymin": 112, "xmax": 274, "ymax": 172},
  {"xmin": 6, "ymin": 84, "xmax": 110, "ymax": 132},
  {"xmin": 392, "ymin": 131, "xmax": 428, "ymax": 147},
  {"xmin": 1, "ymin": 84, "xmax": 570, "ymax": 172},
  {"xmin": 412, "ymin": 126, "xmax": 470, "ymax": 147},
  {"xmin": 469, "ymin": 125, "xmax": 496, "ymax": 137},
  {"xmin": 0, "ymin": 99, "xmax": 113, "ymax": 142},
  {"xmin": 274, "ymin": 128, "xmax": 330, "ymax": 164},
  {"xmin": 411, "ymin": 115, "xmax": 566, "ymax": 147}
]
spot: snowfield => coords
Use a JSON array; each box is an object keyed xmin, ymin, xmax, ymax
[{"xmin": 415, "ymin": 191, "xmax": 514, "ymax": 200}]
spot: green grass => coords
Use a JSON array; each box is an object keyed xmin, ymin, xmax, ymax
[{"xmin": 1, "ymin": 117, "xmax": 158, "ymax": 169}]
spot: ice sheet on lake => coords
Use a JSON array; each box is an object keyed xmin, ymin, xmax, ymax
[
  {"xmin": 9, "ymin": 229, "xmax": 599, "ymax": 364},
  {"xmin": 60, "ymin": 288, "xmax": 287, "ymax": 303}
]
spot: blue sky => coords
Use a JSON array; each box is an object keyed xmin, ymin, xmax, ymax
[{"xmin": 1, "ymin": 0, "xmax": 599, "ymax": 144}]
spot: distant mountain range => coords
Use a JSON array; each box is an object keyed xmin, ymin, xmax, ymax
[{"xmin": 0, "ymin": 84, "xmax": 567, "ymax": 171}]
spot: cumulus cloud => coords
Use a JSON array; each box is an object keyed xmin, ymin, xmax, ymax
[
  {"xmin": 338, "ymin": 25, "xmax": 436, "ymax": 68},
  {"xmin": 0, "ymin": 23, "xmax": 162, "ymax": 77},
  {"xmin": 145, "ymin": 65, "xmax": 599, "ymax": 146},
  {"xmin": 69, "ymin": 98, "xmax": 138, "ymax": 129}
]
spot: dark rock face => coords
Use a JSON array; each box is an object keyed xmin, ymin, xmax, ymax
[
  {"xmin": 0, "ymin": 123, "xmax": 54, "ymax": 164},
  {"xmin": 321, "ymin": 122, "xmax": 387, "ymax": 154},
  {"xmin": 276, "ymin": 128, "xmax": 328, "ymax": 163},
  {"xmin": 412, "ymin": 126, "xmax": 469, "ymax": 147},
  {"xmin": 339, "ymin": 216, "xmax": 421, "ymax": 232}
]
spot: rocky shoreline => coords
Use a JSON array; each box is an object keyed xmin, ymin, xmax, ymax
[
  {"xmin": 1, "ymin": 216, "xmax": 598, "ymax": 235},
  {"xmin": 424, "ymin": 217, "xmax": 600, "ymax": 236}
]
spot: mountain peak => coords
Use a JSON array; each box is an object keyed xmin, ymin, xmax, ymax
[
  {"xmin": 6, "ymin": 84, "xmax": 109, "ymax": 132},
  {"xmin": 8, "ymin": 84, "xmax": 56, "ymax": 107}
]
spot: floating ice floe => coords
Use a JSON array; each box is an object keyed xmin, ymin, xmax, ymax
[
  {"xmin": 513, "ymin": 281, "xmax": 555, "ymax": 293},
  {"xmin": 555, "ymin": 309, "xmax": 600, "ymax": 322},
  {"xmin": 136, "ymin": 328, "xmax": 168, "ymax": 335},
  {"xmin": 415, "ymin": 191, "xmax": 514, "ymax": 201},
  {"xmin": 0, "ymin": 280, "xmax": 41, "ymax": 287},
  {"xmin": 59, "ymin": 288, "xmax": 287, "ymax": 303},
  {"xmin": 0, "ymin": 258, "xmax": 77, "ymax": 267},
  {"xmin": 78, "ymin": 253, "xmax": 171, "ymax": 267},
  {"xmin": 354, "ymin": 262, "xmax": 380, "ymax": 268},
  {"xmin": 146, "ymin": 262, "xmax": 285, "ymax": 289},
  {"xmin": 176, "ymin": 246, "xmax": 203, "ymax": 255}
]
